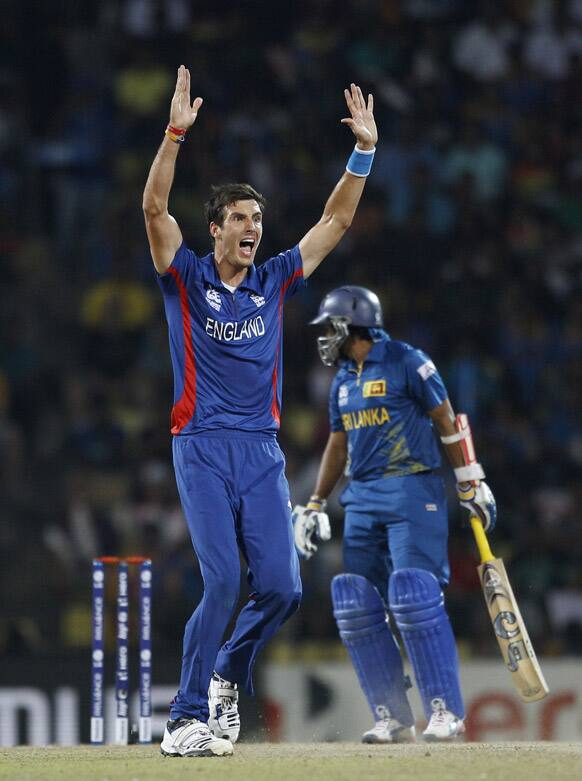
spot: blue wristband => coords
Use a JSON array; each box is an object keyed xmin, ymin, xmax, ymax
[{"xmin": 346, "ymin": 145, "xmax": 375, "ymax": 177}]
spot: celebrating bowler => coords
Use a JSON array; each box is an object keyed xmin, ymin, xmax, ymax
[{"xmin": 143, "ymin": 67, "xmax": 378, "ymax": 757}]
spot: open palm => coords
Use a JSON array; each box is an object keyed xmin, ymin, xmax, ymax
[
  {"xmin": 169, "ymin": 65, "xmax": 203, "ymax": 130},
  {"xmin": 341, "ymin": 83, "xmax": 377, "ymax": 150}
]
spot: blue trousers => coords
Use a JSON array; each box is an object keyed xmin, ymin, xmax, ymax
[
  {"xmin": 340, "ymin": 472, "xmax": 450, "ymax": 601},
  {"xmin": 170, "ymin": 432, "xmax": 302, "ymax": 721}
]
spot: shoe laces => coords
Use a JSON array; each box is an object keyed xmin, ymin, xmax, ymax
[
  {"xmin": 171, "ymin": 718, "xmax": 211, "ymax": 738},
  {"xmin": 213, "ymin": 674, "xmax": 237, "ymax": 711},
  {"xmin": 431, "ymin": 709, "xmax": 449, "ymax": 725}
]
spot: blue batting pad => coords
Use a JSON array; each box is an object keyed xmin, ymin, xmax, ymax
[
  {"xmin": 389, "ymin": 568, "xmax": 464, "ymax": 720},
  {"xmin": 332, "ymin": 573, "xmax": 414, "ymax": 726}
]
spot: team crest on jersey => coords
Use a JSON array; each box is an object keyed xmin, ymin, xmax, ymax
[
  {"xmin": 363, "ymin": 379, "xmax": 386, "ymax": 398},
  {"xmin": 250, "ymin": 293, "xmax": 265, "ymax": 308},
  {"xmin": 206, "ymin": 288, "xmax": 222, "ymax": 312},
  {"xmin": 338, "ymin": 384, "xmax": 349, "ymax": 407}
]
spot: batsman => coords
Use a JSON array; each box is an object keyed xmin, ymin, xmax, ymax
[{"xmin": 293, "ymin": 286, "xmax": 497, "ymax": 742}]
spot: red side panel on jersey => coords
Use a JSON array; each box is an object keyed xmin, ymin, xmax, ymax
[
  {"xmin": 271, "ymin": 269, "xmax": 303, "ymax": 425},
  {"xmin": 168, "ymin": 267, "xmax": 197, "ymax": 434}
]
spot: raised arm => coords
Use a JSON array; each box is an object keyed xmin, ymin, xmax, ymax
[
  {"xmin": 299, "ymin": 84, "xmax": 378, "ymax": 279},
  {"xmin": 143, "ymin": 65, "xmax": 203, "ymax": 274}
]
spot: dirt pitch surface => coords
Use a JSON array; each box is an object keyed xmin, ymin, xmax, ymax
[{"xmin": 1, "ymin": 742, "xmax": 581, "ymax": 781}]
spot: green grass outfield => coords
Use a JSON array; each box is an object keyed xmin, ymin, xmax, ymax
[{"xmin": 1, "ymin": 742, "xmax": 582, "ymax": 781}]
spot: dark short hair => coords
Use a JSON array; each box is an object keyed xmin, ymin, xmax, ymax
[{"xmin": 204, "ymin": 183, "xmax": 267, "ymax": 227}]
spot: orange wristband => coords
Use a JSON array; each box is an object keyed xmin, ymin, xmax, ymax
[{"xmin": 165, "ymin": 125, "xmax": 187, "ymax": 144}]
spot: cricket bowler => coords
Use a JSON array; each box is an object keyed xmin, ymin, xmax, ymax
[{"xmin": 143, "ymin": 67, "xmax": 377, "ymax": 756}]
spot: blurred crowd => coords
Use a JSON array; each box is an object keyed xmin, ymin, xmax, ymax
[{"xmin": 1, "ymin": 0, "xmax": 582, "ymax": 664}]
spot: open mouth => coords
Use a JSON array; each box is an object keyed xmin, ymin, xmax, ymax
[{"xmin": 239, "ymin": 238, "xmax": 255, "ymax": 258}]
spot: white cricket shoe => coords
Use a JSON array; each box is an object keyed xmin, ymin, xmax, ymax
[
  {"xmin": 208, "ymin": 672, "xmax": 241, "ymax": 743},
  {"xmin": 362, "ymin": 718, "xmax": 416, "ymax": 744},
  {"xmin": 423, "ymin": 708, "xmax": 465, "ymax": 741},
  {"xmin": 160, "ymin": 717, "xmax": 233, "ymax": 757}
]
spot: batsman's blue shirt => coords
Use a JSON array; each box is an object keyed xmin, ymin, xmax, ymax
[
  {"xmin": 329, "ymin": 332, "xmax": 447, "ymax": 480},
  {"xmin": 157, "ymin": 242, "xmax": 305, "ymax": 434}
]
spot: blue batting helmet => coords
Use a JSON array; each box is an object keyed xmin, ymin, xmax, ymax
[
  {"xmin": 310, "ymin": 286, "xmax": 383, "ymax": 365},
  {"xmin": 310, "ymin": 285, "xmax": 383, "ymax": 328}
]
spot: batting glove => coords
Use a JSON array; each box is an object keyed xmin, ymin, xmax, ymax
[
  {"xmin": 456, "ymin": 480, "xmax": 497, "ymax": 532},
  {"xmin": 292, "ymin": 497, "xmax": 332, "ymax": 560}
]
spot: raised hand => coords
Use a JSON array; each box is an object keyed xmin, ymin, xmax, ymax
[
  {"xmin": 341, "ymin": 83, "xmax": 378, "ymax": 151},
  {"xmin": 169, "ymin": 65, "xmax": 203, "ymax": 130}
]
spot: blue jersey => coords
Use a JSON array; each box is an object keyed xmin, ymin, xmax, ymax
[
  {"xmin": 329, "ymin": 332, "xmax": 447, "ymax": 480},
  {"xmin": 157, "ymin": 242, "xmax": 305, "ymax": 434}
]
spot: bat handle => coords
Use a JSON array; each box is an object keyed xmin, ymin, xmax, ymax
[{"xmin": 470, "ymin": 515, "xmax": 495, "ymax": 564}]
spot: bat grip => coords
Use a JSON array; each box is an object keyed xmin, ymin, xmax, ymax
[{"xmin": 470, "ymin": 515, "xmax": 494, "ymax": 564}]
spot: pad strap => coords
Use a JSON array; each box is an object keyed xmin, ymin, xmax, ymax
[
  {"xmin": 440, "ymin": 429, "xmax": 469, "ymax": 444},
  {"xmin": 454, "ymin": 463, "xmax": 485, "ymax": 483}
]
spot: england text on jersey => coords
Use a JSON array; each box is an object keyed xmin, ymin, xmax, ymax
[{"xmin": 205, "ymin": 315, "xmax": 266, "ymax": 342}]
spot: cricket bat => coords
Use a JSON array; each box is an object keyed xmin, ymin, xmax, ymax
[{"xmin": 456, "ymin": 414, "xmax": 549, "ymax": 703}]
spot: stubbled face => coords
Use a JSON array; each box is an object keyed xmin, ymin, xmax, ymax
[{"xmin": 210, "ymin": 199, "xmax": 263, "ymax": 269}]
